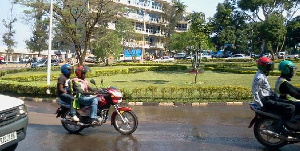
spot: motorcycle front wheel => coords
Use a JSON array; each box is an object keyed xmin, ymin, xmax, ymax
[
  {"xmin": 113, "ymin": 111, "xmax": 138, "ymax": 135},
  {"xmin": 61, "ymin": 110, "xmax": 84, "ymax": 134},
  {"xmin": 254, "ymin": 118, "xmax": 287, "ymax": 149}
]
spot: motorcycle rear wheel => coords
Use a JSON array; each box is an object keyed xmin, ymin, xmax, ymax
[
  {"xmin": 254, "ymin": 118, "xmax": 287, "ymax": 149},
  {"xmin": 61, "ymin": 110, "xmax": 84, "ymax": 134},
  {"xmin": 113, "ymin": 111, "xmax": 138, "ymax": 135}
]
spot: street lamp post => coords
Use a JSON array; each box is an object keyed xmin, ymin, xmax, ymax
[
  {"xmin": 46, "ymin": 0, "xmax": 53, "ymax": 94},
  {"xmin": 140, "ymin": 0, "xmax": 147, "ymax": 63}
]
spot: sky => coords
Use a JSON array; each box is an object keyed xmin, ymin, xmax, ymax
[{"xmin": 0, "ymin": 0, "xmax": 223, "ymax": 49}]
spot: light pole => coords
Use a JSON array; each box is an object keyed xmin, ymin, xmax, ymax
[
  {"xmin": 46, "ymin": 0, "xmax": 53, "ymax": 94},
  {"xmin": 140, "ymin": 0, "xmax": 147, "ymax": 63}
]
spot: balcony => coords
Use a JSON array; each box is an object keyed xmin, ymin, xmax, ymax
[{"xmin": 112, "ymin": 0, "xmax": 165, "ymax": 14}]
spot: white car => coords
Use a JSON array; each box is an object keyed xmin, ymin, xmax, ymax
[
  {"xmin": 0, "ymin": 95, "xmax": 28, "ymax": 150},
  {"xmin": 153, "ymin": 56, "xmax": 175, "ymax": 63},
  {"xmin": 228, "ymin": 54, "xmax": 249, "ymax": 59},
  {"xmin": 285, "ymin": 54, "xmax": 299, "ymax": 59}
]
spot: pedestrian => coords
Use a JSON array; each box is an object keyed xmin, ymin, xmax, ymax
[{"xmin": 26, "ymin": 57, "xmax": 32, "ymax": 66}]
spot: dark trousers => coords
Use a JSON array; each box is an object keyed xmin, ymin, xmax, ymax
[
  {"xmin": 58, "ymin": 93, "xmax": 76, "ymax": 116},
  {"xmin": 262, "ymin": 96, "xmax": 295, "ymax": 122}
]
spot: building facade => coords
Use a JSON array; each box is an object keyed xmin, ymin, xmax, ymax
[{"xmin": 111, "ymin": 0, "xmax": 188, "ymax": 59}]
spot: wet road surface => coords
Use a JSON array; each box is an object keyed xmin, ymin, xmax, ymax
[{"xmin": 17, "ymin": 101, "xmax": 300, "ymax": 151}]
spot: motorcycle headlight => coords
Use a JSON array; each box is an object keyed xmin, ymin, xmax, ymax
[{"xmin": 18, "ymin": 104, "xmax": 28, "ymax": 115}]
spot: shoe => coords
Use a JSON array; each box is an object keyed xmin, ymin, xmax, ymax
[
  {"xmin": 71, "ymin": 115, "xmax": 80, "ymax": 122},
  {"xmin": 90, "ymin": 118, "xmax": 98, "ymax": 125},
  {"xmin": 96, "ymin": 116, "xmax": 103, "ymax": 123}
]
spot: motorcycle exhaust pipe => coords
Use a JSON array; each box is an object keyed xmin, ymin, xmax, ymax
[
  {"xmin": 261, "ymin": 130, "xmax": 300, "ymax": 141},
  {"xmin": 261, "ymin": 130, "xmax": 287, "ymax": 140},
  {"xmin": 61, "ymin": 118, "xmax": 89, "ymax": 126}
]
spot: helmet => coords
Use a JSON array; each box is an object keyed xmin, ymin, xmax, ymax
[
  {"xmin": 75, "ymin": 66, "xmax": 90, "ymax": 78},
  {"xmin": 278, "ymin": 60, "xmax": 297, "ymax": 79},
  {"xmin": 61, "ymin": 64, "xmax": 72, "ymax": 77},
  {"xmin": 257, "ymin": 57, "xmax": 274, "ymax": 73}
]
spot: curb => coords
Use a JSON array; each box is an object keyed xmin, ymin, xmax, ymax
[
  {"xmin": 19, "ymin": 97, "xmax": 246, "ymax": 107},
  {"xmin": 121, "ymin": 101, "xmax": 246, "ymax": 106},
  {"xmin": 19, "ymin": 97, "xmax": 56, "ymax": 103}
]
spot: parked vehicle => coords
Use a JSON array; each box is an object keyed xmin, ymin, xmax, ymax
[
  {"xmin": 0, "ymin": 95, "xmax": 28, "ymax": 150},
  {"xmin": 85, "ymin": 56, "xmax": 98, "ymax": 63},
  {"xmin": 153, "ymin": 56, "xmax": 175, "ymax": 63},
  {"xmin": 200, "ymin": 53, "xmax": 212, "ymax": 59},
  {"xmin": 227, "ymin": 54, "xmax": 249, "ymax": 59},
  {"xmin": 174, "ymin": 53, "xmax": 186, "ymax": 59},
  {"xmin": 278, "ymin": 52, "xmax": 286, "ymax": 59},
  {"xmin": 248, "ymin": 102, "xmax": 300, "ymax": 149},
  {"xmin": 251, "ymin": 54, "xmax": 260, "ymax": 58},
  {"xmin": 285, "ymin": 54, "xmax": 299, "ymax": 59},
  {"xmin": 56, "ymin": 79, "xmax": 138, "ymax": 135},
  {"xmin": 31, "ymin": 59, "xmax": 59, "ymax": 68}
]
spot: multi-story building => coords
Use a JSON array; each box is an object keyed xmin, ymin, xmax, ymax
[{"xmin": 111, "ymin": 0, "xmax": 188, "ymax": 59}]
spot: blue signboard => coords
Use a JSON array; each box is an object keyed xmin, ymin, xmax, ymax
[{"xmin": 124, "ymin": 49, "xmax": 142, "ymax": 57}]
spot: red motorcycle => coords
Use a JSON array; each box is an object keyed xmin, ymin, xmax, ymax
[{"xmin": 55, "ymin": 79, "xmax": 138, "ymax": 135}]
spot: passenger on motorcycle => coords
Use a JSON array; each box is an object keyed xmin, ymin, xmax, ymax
[
  {"xmin": 72, "ymin": 66, "xmax": 100, "ymax": 125},
  {"xmin": 275, "ymin": 60, "xmax": 300, "ymax": 114},
  {"xmin": 57, "ymin": 64, "xmax": 79, "ymax": 122},
  {"xmin": 252, "ymin": 57, "xmax": 295, "ymax": 133}
]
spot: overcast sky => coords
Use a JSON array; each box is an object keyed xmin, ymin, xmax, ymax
[{"xmin": 0, "ymin": 0, "xmax": 223, "ymax": 49}]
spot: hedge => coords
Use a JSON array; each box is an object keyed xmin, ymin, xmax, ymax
[
  {"xmin": 1, "ymin": 63, "xmax": 298, "ymax": 102},
  {"xmin": 0, "ymin": 79, "xmax": 252, "ymax": 102}
]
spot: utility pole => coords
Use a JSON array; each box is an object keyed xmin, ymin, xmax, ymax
[
  {"xmin": 46, "ymin": 0, "xmax": 53, "ymax": 94},
  {"xmin": 140, "ymin": 0, "xmax": 147, "ymax": 63}
]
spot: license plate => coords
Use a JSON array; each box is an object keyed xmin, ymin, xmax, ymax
[{"xmin": 0, "ymin": 131, "xmax": 17, "ymax": 146}]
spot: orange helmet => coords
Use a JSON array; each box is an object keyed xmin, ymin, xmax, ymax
[{"xmin": 75, "ymin": 66, "xmax": 90, "ymax": 78}]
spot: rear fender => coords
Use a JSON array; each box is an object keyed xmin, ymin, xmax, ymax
[
  {"xmin": 248, "ymin": 115, "xmax": 259, "ymax": 128},
  {"xmin": 55, "ymin": 107, "xmax": 68, "ymax": 118},
  {"xmin": 111, "ymin": 107, "xmax": 132, "ymax": 125}
]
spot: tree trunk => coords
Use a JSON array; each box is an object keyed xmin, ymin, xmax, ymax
[
  {"xmin": 260, "ymin": 39, "xmax": 265, "ymax": 56},
  {"xmin": 75, "ymin": 44, "xmax": 83, "ymax": 65}
]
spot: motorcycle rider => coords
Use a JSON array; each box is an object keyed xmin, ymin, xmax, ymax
[
  {"xmin": 252, "ymin": 57, "xmax": 295, "ymax": 133},
  {"xmin": 275, "ymin": 60, "xmax": 300, "ymax": 114},
  {"xmin": 57, "ymin": 64, "xmax": 79, "ymax": 122},
  {"xmin": 72, "ymin": 66, "xmax": 100, "ymax": 125}
]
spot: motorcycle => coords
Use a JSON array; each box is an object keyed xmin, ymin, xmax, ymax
[
  {"xmin": 55, "ymin": 79, "xmax": 138, "ymax": 135},
  {"xmin": 248, "ymin": 102, "xmax": 300, "ymax": 149}
]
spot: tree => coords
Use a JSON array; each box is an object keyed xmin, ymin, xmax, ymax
[
  {"xmin": 237, "ymin": 0, "xmax": 300, "ymax": 55},
  {"xmin": 260, "ymin": 13, "xmax": 287, "ymax": 57},
  {"xmin": 24, "ymin": 0, "xmax": 48, "ymax": 56},
  {"xmin": 91, "ymin": 31, "xmax": 122, "ymax": 65},
  {"xmin": 162, "ymin": 0, "xmax": 186, "ymax": 52},
  {"xmin": 2, "ymin": 1, "xmax": 17, "ymax": 64},
  {"xmin": 188, "ymin": 12, "xmax": 211, "ymax": 83},
  {"xmin": 238, "ymin": 0, "xmax": 299, "ymax": 22},
  {"xmin": 114, "ymin": 18, "xmax": 140, "ymax": 62},
  {"xmin": 209, "ymin": 1, "xmax": 249, "ymax": 53},
  {"xmin": 285, "ymin": 16, "xmax": 300, "ymax": 54},
  {"xmin": 18, "ymin": 0, "xmax": 121, "ymax": 65}
]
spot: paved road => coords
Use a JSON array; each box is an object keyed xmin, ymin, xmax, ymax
[{"xmin": 17, "ymin": 101, "xmax": 300, "ymax": 151}]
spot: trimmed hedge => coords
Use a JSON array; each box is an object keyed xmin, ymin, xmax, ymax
[
  {"xmin": 0, "ymin": 79, "xmax": 252, "ymax": 102},
  {"xmin": 127, "ymin": 85, "xmax": 252, "ymax": 101},
  {"xmin": 1, "ymin": 63, "xmax": 297, "ymax": 102}
]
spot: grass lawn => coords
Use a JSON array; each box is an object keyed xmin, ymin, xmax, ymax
[{"xmin": 3, "ymin": 63, "xmax": 300, "ymax": 90}]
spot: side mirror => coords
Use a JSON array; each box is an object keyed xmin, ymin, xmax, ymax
[{"xmin": 90, "ymin": 79, "xmax": 96, "ymax": 85}]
